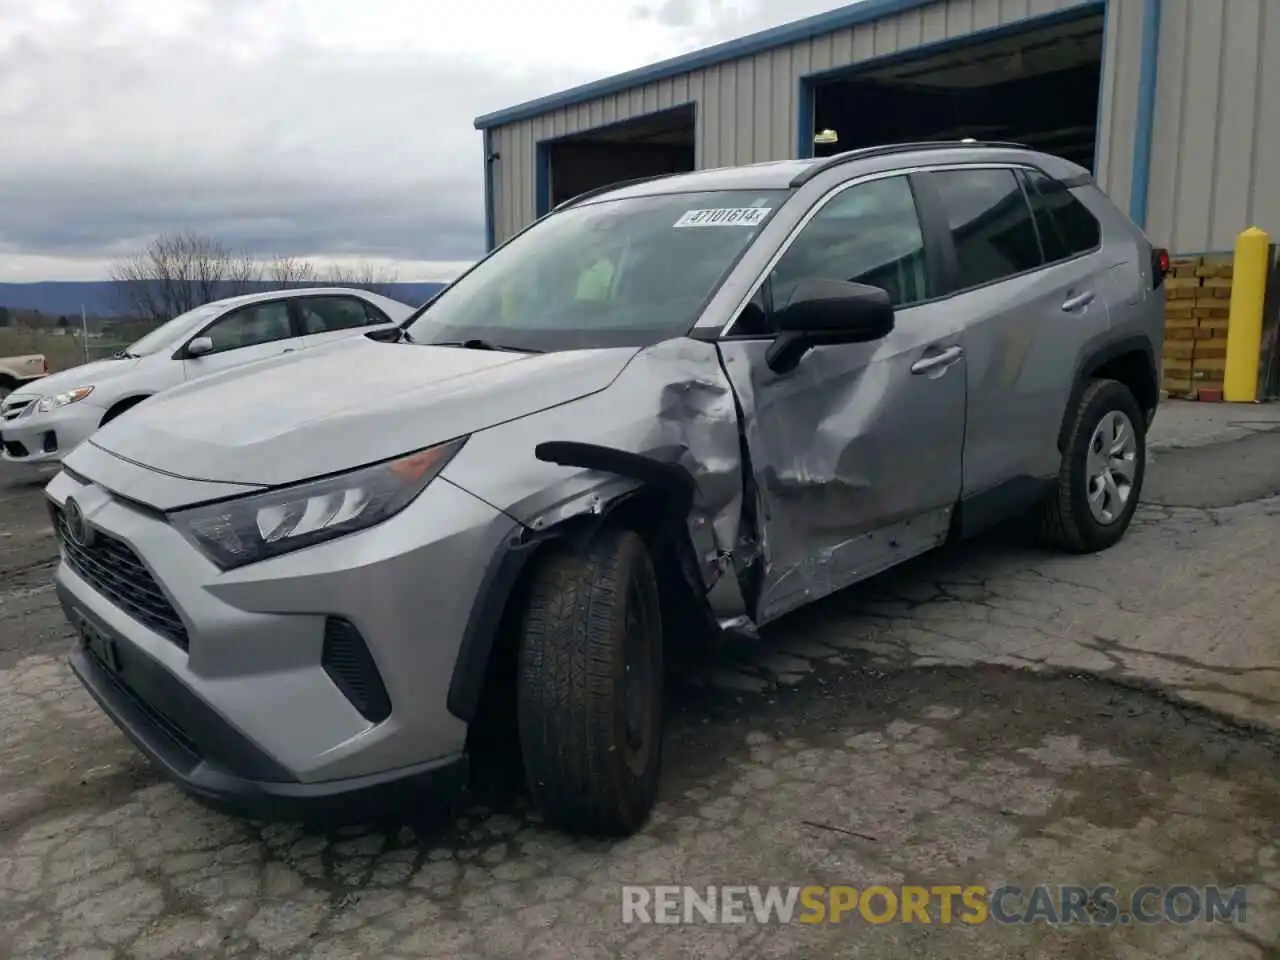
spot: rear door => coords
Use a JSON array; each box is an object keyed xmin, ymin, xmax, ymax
[
  {"xmin": 912, "ymin": 165, "xmax": 1110, "ymax": 498},
  {"xmin": 293, "ymin": 294, "xmax": 396, "ymax": 350},
  {"xmin": 181, "ymin": 298, "xmax": 301, "ymax": 380}
]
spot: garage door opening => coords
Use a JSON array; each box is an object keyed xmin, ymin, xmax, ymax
[
  {"xmin": 811, "ymin": 7, "xmax": 1104, "ymax": 170},
  {"xmin": 542, "ymin": 104, "xmax": 696, "ymax": 212}
]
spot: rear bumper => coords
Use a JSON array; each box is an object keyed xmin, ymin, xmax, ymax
[{"xmin": 66, "ymin": 601, "xmax": 469, "ymax": 823}]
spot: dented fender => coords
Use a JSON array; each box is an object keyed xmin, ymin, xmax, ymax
[
  {"xmin": 439, "ymin": 338, "xmax": 755, "ymax": 622},
  {"xmin": 441, "ymin": 339, "xmax": 760, "ymax": 723}
]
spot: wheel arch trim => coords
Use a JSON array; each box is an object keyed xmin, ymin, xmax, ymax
[
  {"xmin": 445, "ymin": 442, "xmax": 700, "ymax": 725},
  {"xmin": 1056, "ymin": 334, "xmax": 1158, "ymax": 453}
]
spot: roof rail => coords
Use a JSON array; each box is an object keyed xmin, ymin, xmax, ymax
[
  {"xmin": 553, "ymin": 172, "xmax": 681, "ymax": 212},
  {"xmin": 789, "ymin": 140, "xmax": 1032, "ymax": 186}
]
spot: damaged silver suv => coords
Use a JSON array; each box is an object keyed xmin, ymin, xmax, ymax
[{"xmin": 47, "ymin": 141, "xmax": 1166, "ymax": 836}]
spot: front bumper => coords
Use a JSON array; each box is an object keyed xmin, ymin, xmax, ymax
[
  {"xmin": 0, "ymin": 401, "xmax": 100, "ymax": 464},
  {"xmin": 67, "ymin": 603, "xmax": 468, "ymax": 822},
  {"xmin": 48, "ymin": 444, "xmax": 520, "ymax": 818}
]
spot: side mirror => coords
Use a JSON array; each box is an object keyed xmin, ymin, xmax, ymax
[
  {"xmin": 766, "ymin": 278, "xmax": 894, "ymax": 373},
  {"xmin": 186, "ymin": 336, "xmax": 214, "ymax": 358}
]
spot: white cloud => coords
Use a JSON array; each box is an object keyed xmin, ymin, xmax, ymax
[{"xmin": 0, "ymin": 0, "xmax": 855, "ymax": 281}]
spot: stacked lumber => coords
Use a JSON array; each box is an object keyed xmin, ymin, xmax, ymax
[{"xmin": 1161, "ymin": 254, "xmax": 1232, "ymax": 401}]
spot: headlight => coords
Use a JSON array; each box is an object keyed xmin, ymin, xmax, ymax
[
  {"xmin": 172, "ymin": 437, "xmax": 467, "ymax": 569},
  {"xmin": 35, "ymin": 386, "xmax": 94, "ymax": 413}
]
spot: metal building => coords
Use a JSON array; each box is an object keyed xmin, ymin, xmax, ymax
[{"xmin": 474, "ymin": 0, "xmax": 1278, "ymax": 257}]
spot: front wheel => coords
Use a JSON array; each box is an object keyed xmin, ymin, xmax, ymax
[
  {"xmin": 1036, "ymin": 378, "xmax": 1146, "ymax": 553},
  {"xmin": 517, "ymin": 527, "xmax": 664, "ymax": 836}
]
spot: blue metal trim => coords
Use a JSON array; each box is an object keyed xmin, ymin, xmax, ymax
[
  {"xmin": 796, "ymin": 78, "xmax": 815, "ymax": 159},
  {"xmin": 794, "ymin": 2, "xmax": 1105, "ymax": 159},
  {"xmin": 474, "ymin": 0, "xmax": 939, "ymax": 130},
  {"xmin": 535, "ymin": 141, "xmax": 550, "ymax": 217},
  {"xmin": 482, "ymin": 129, "xmax": 496, "ymax": 252},
  {"xmin": 1129, "ymin": 0, "xmax": 1162, "ymax": 227}
]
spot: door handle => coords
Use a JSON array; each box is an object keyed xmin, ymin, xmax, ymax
[
  {"xmin": 282, "ymin": 348, "xmax": 296, "ymax": 353},
  {"xmin": 910, "ymin": 345, "xmax": 964, "ymax": 375},
  {"xmin": 1061, "ymin": 290, "xmax": 1095, "ymax": 312}
]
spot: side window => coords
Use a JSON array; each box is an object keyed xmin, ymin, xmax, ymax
[
  {"xmin": 202, "ymin": 301, "xmax": 293, "ymax": 354},
  {"xmin": 1022, "ymin": 169, "xmax": 1101, "ymax": 259},
  {"xmin": 732, "ymin": 286, "xmax": 772, "ymax": 338},
  {"xmin": 360, "ymin": 299, "xmax": 392, "ymax": 325},
  {"xmin": 772, "ymin": 175, "xmax": 929, "ymax": 308},
  {"xmin": 731, "ymin": 175, "xmax": 928, "ymax": 338},
  {"xmin": 922, "ymin": 168, "xmax": 1042, "ymax": 290},
  {"xmin": 295, "ymin": 296, "xmax": 380, "ymax": 334}
]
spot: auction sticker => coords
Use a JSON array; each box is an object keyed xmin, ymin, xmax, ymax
[{"xmin": 674, "ymin": 207, "xmax": 771, "ymax": 228}]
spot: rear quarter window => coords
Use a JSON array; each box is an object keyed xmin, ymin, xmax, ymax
[{"xmin": 1022, "ymin": 168, "xmax": 1101, "ymax": 261}]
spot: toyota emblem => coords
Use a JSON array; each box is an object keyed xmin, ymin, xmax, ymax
[{"xmin": 63, "ymin": 497, "xmax": 94, "ymax": 548}]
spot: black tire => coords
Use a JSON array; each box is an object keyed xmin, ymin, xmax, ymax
[
  {"xmin": 0, "ymin": 377, "xmax": 15, "ymax": 402},
  {"xmin": 1037, "ymin": 378, "xmax": 1146, "ymax": 553},
  {"xmin": 517, "ymin": 527, "xmax": 664, "ymax": 836}
]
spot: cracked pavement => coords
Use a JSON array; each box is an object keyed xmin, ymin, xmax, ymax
[{"xmin": 1, "ymin": 422, "xmax": 1279, "ymax": 958}]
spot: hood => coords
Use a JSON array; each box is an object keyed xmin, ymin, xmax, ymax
[
  {"xmin": 90, "ymin": 336, "xmax": 640, "ymax": 486},
  {"xmin": 9, "ymin": 357, "xmax": 142, "ymax": 399}
]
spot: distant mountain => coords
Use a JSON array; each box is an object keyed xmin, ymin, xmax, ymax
[{"xmin": 0, "ymin": 280, "xmax": 448, "ymax": 318}]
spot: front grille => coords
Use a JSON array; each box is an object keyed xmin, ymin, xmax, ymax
[
  {"xmin": 322, "ymin": 617, "xmax": 392, "ymax": 723},
  {"xmin": 53, "ymin": 506, "xmax": 189, "ymax": 650}
]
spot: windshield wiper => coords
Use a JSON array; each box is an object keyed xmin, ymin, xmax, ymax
[
  {"xmin": 437, "ymin": 338, "xmax": 543, "ymax": 354},
  {"xmin": 112, "ymin": 349, "xmax": 139, "ymax": 359}
]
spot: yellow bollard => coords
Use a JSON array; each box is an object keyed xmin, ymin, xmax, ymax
[{"xmin": 1223, "ymin": 226, "xmax": 1271, "ymax": 402}]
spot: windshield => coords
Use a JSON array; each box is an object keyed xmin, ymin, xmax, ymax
[
  {"xmin": 404, "ymin": 189, "xmax": 789, "ymax": 352},
  {"xmin": 125, "ymin": 302, "xmax": 224, "ymax": 357}
]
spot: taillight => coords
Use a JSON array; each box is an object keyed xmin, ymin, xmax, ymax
[{"xmin": 1151, "ymin": 247, "xmax": 1170, "ymax": 288}]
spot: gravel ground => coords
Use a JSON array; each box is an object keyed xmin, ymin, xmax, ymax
[{"xmin": 1, "ymin": 434, "xmax": 1278, "ymax": 959}]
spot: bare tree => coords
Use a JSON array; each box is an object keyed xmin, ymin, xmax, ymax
[
  {"xmin": 226, "ymin": 252, "xmax": 263, "ymax": 294},
  {"xmin": 266, "ymin": 256, "xmax": 317, "ymax": 289},
  {"xmin": 109, "ymin": 232, "xmax": 405, "ymax": 320},
  {"xmin": 109, "ymin": 231, "xmax": 260, "ymax": 322}
]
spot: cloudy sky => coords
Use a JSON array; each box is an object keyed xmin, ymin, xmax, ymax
[{"xmin": 0, "ymin": 0, "xmax": 851, "ymax": 283}]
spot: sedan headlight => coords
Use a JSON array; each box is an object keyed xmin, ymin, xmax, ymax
[
  {"xmin": 35, "ymin": 386, "xmax": 94, "ymax": 413},
  {"xmin": 172, "ymin": 437, "xmax": 467, "ymax": 569}
]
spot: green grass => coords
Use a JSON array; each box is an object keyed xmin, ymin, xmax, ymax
[{"xmin": 0, "ymin": 324, "xmax": 159, "ymax": 374}]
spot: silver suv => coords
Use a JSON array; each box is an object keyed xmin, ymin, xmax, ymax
[{"xmin": 46, "ymin": 142, "xmax": 1166, "ymax": 836}]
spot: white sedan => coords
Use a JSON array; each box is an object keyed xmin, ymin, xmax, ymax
[{"xmin": 0, "ymin": 287, "xmax": 414, "ymax": 466}]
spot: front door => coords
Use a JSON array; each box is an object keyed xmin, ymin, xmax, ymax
[
  {"xmin": 717, "ymin": 174, "xmax": 967, "ymax": 624},
  {"xmin": 181, "ymin": 299, "xmax": 300, "ymax": 380}
]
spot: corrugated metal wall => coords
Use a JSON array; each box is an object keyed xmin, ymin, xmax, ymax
[
  {"xmin": 1145, "ymin": 0, "xmax": 1280, "ymax": 254},
  {"xmin": 489, "ymin": 0, "xmax": 1145, "ymax": 244}
]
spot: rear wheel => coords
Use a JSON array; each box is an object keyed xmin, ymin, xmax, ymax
[
  {"xmin": 517, "ymin": 527, "xmax": 664, "ymax": 836},
  {"xmin": 1036, "ymin": 378, "xmax": 1146, "ymax": 553}
]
